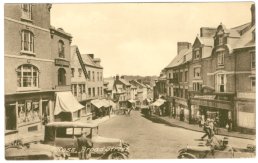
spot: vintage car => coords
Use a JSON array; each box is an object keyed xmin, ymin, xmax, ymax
[
  {"xmin": 5, "ymin": 141, "xmax": 67, "ymax": 160},
  {"xmin": 44, "ymin": 121, "xmax": 129, "ymax": 159},
  {"xmin": 177, "ymin": 137, "xmax": 255, "ymax": 159}
]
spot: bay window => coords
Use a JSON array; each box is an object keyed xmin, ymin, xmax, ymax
[{"xmin": 217, "ymin": 74, "xmax": 226, "ymax": 92}]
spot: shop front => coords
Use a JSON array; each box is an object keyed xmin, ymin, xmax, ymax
[
  {"xmin": 5, "ymin": 91, "xmax": 55, "ymax": 144},
  {"xmin": 191, "ymin": 97, "xmax": 233, "ymax": 129},
  {"xmin": 174, "ymin": 97, "xmax": 188, "ymax": 122}
]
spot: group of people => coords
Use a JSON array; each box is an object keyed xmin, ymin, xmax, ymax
[{"xmin": 201, "ymin": 118, "xmax": 218, "ymax": 140}]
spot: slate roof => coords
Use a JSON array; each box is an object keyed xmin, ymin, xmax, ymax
[
  {"xmin": 232, "ymin": 25, "xmax": 255, "ymax": 49},
  {"xmin": 165, "ymin": 48, "xmax": 192, "ymax": 69},
  {"xmin": 81, "ymin": 54, "xmax": 103, "ymax": 68}
]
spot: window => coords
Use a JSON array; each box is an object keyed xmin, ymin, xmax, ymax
[
  {"xmin": 100, "ymin": 87, "xmax": 102, "ymax": 95},
  {"xmin": 193, "ymin": 67, "xmax": 201, "ymax": 78},
  {"xmin": 58, "ymin": 68, "xmax": 66, "ymax": 86},
  {"xmin": 183, "ymin": 55, "xmax": 186, "ymax": 62},
  {"xmin": 193, "ymin": 82, "xmax": 202, "ymax": 91},
  {"xmin": 71, "ymin": 68, "xmax": 74, "ymax": 77},
  {"xmin": 92, "ymin": 71, "xmax": 95, "ymax": 81},
  {"xmin": 17, "ymin": 100, "xmax": 40, "ymax": 125},
  {"xmin": 217, "ymin": 51, "xmax": 225, "ymax": 66},
  {"xmin": 185, "ymin": 71, "xmax": 188, "ymax": 82},
  {"xmin": 169, "ymin": 87, "xmax": 171, "ymax": 96},
  {"xmin": 194, "ymin": 49, "xmax": 200, "ymax": 59},
  {"xmin": 100, "ymin": 72, "xmax": 102, "ymax": 81},
  {"xmin": 82, "ymin": 84, "xmax": 86, "ymax": 93},
  {"xmin": 251, "ymin": 78, "xmax": 256, "ymax": 92},
  {"xmin": 219, "ymin": 36, "xmax": 223, "ymax": 45},
  {"xmin": 78, "ymin": 68, "xmax": 82, "ymax": 77},
  {"xmin": 74, "ymin": 85, "xmax": 77, "ymax": 96},
  {"xmin": 251, "ymin": 51, "xmax": 255, "ymax": 69},
  {"xmin": 97, "ymin": 87, "xmax": 100, "ymax": 96},
  {"xmin": 21, "ymin": 30, "xmax": 34, "ymax": 53},
  {"xmin": 97, "ymin": 72, "xmax": 99, "ymax": 81},
  {"xmin": 217, "ymin": 74, "xmax": 226, "ymax": 92},
  {"xmin": 17, "ymin": 64, "xmax": 39, "ymax": 88},
  {"xmin": 169, "ymin": 73, "xmax": 171, "ymax": 79},
  {"xmin": 179, "ymin": 72, "xmax": 182, "ymax": 82},
  {"xmin": 88, "ymin": 88, "xmax": 91, "ymax": 97},
  {"xmin": 79, "ymin": 84, "xmax": 82, "ymax": 93},
  {"xmin": 58, "ymin": 40, "xmax": 65, "ymax": 58},
  {"xmin": 93, "ymin": 88, "xmax": 95, "ymax": 97},
  {"xmin": 88, "ymin": 71, "xmax": 91, "ymax": 80},
  {"xmin": 21, "ymin": 4, "xmax": 32, "ymax": 20}
]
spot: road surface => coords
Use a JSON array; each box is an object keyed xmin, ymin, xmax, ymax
[{"xmin": 98, "ymin": 110, "xmax": 255, "ymax": 159}]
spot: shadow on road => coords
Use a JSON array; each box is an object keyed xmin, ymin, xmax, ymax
[{"xmin": 141, "ymin": 114, "xmax": 178, "ymax": 128}]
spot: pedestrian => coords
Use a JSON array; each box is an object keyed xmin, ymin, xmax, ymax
[
  {"xmin": 201, "ymin": 118, "xmax": 211, "ymax": 140},
  {"xmin": 77, "ymin": 131, "xmax": 93, "ymax": 160},
  {"xmin": 209, "ymin": 119, "xmax": 215, "ymax": 137},
  {"xmin": 227, "ymin": 118, "xmax": 233, "ymax": 132}
]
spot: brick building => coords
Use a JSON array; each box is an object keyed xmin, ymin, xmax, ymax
[
  {"xmin": 4, "ymin": 3, "xmax": 76, "ymax": 143},
  {"xmin": 162, "ymin": 4, "xmax": 256, "ymax": 133}
]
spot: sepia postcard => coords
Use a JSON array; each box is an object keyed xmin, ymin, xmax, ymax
[{"xmin": 3, "ymin": 1, "xmax": 256, "ymax": 160}]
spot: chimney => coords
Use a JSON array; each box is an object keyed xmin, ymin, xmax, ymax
[
  {"xmin": 200, "ymin": 27, "xmax": 217, "ymax": 37},
  {"xmin": 121, "ymin": 76, "xmax": 125, "ymax": 79},
  {"xmin": 116, "ymin": 75, "xmax": 119, "ymax": 81},
  {"xmin": 177, "ymin": 42, "xmax": 191, "ymax": 55},
  {"xmin": 251, "ymin": 4, "xmax": 255, "ymax": 26},
  {"xmin": 93, "ymin": 58, "xmax": 101, "ymax": 66},
  {"xmin": 88, "ymin": 54, "xmax": 94, "ymax": 59}
]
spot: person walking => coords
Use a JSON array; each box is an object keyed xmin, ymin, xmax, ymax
[
  {"xmin": 201, "ymin": 118, "xmax": 211, "ymax": 140},
  {"xmin": 77, "ymin": 131, "xmax": 93, "ymax": 160}
]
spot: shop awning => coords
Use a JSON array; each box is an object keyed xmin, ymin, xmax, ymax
[
  {"xmin": 54, "ymin": 91, "xmax": 84, "ymax": 115},
  {"xmin": 91, "ymin": 99, "xmax": 104, "ymax": 108},
  {"xmin": 151, "ymin": 99, "xmax": 166, "ymax": 107},
  {"xmin": 128, "ymin": 99, "xmax": 136, "ymax": 103},
  {"xmin": 91, "ymin": 99, "xmax": 115, "ymax": 108}
]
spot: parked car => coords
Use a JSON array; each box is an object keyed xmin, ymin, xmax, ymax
[
  {"xmin": 177, "ymin": 137, "xmax": 255, "ymax": 159},
  {"xmin": 44, "ymin": 121, "xmax": 129, "ymax": 159},
  {"xmin": 5, "ymin": 141, "xmax": 67, "ymax": 160}
]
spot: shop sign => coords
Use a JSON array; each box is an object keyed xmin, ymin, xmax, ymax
[
  {"xmin": 55, "ymin": 58, "xmax": 70, "ymax": 67},
  {"xmin": 194, "ymin": 95, "xmax": 216, "ymax": 100},
  {"xmin": 191, "ymin": 99, "xmax": 232, "ymax": 110}
]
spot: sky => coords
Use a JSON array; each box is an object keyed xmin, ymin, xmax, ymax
[{"xmin": 50, "ymin": 2, "xmax": 253, "ymax": 77}]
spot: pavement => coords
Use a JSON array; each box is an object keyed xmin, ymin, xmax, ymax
[
  {"xmin": 90, "ymin": 114, "xmax": 116, "ymax": 125},
  {"xmin": 151, "ymin": 114, "xmax": 256, "ymax": 140}
]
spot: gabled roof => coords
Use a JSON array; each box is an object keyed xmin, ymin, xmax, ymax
[
  {"xmin": 70, "ymin": 45, "xmax": 88, "ymax": 79},
  {"xmin": 119, "ymin": 78, "xmax": 131, "ymax": 86},
  {"xmin": 81, "ymin": 54, "xmax": 103, "ymax": 69}
]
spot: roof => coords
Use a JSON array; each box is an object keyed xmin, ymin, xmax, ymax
[
  {"xmin": 232, "ymin": 25, "xmax": 255, "ymax": 49},
  {"xmin": 81, "ymin": 54, "xmax": 103, "ymax": 69},
  {"xmin": 165, "ymin": 48, "xmax": 192, "ymax": 69},
  {"xmin": 231, "ymin": 22, "xmax": 251, "ymax": 33},
  {"xmin": 199, "ymin": 37, "xmax": 214, "ymax": 47},
  {"xmin": 119, "ymin": 78, "xmax": 131, "ymax": 86},
  {"xmin": 46, "ymin": 121, "xmax": 98, "ymax": 128},
  {"xmin": 131, "ymin": 80, "xmax": 147, "ymax": 88}
]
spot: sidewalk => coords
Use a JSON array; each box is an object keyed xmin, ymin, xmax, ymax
[{"xmin": 151, "ymin": 114, "xmax": 255, "ymax": 140}]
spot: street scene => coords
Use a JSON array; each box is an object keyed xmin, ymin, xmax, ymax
[{"xmin": 3, "ymin": 2, "xmax": 256, "ymax": 160}]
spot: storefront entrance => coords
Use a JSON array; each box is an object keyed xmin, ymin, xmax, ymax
[
  {"xmin": 200, "ymin": 106, "xmax": 229, "ymax": 128},
  {"xmin": 5, "ymin": 104, "xmax": 16, "ymax": 130}
]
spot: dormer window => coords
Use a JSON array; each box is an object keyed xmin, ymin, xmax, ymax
[
  {"xmin": 217, "ymin": 51, "xmax": 225, "ymax": 66},
  {"xmin": 21, "ymin": 4, "xmax": 32, "ymax": 20},
  {"xmin": 218, "ymin": 36, "xmax": 223, "ymax": 45},
  {"xmin": 193, "ymin": 48, "xmax": 200, "ymax": 60}
]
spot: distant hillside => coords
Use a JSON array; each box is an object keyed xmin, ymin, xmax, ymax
[{"xmin": 104, "ymin": 75, "xmax": 158, "ymax": 87}]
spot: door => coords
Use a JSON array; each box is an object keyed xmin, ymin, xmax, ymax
[{"xmin": 5, "ymin": 104, "xmax": 16, "ymax": 130}]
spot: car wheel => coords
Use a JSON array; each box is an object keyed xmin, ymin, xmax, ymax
[{"xmin": 107, "ymin": 152, "xmax": 126, "ymax": 160}]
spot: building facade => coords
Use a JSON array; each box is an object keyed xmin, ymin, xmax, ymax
[
  {"xmin": 161, "ymin": 4, "xmax": 255, "ymax": 133},
  {"xmin": 4, "ymin": 3, "xmax": 73, "ymax": 143}
]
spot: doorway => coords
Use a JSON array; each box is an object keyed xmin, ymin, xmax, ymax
[{"xmin": 5, "ymin": 104, "xmax": 16, "ymax": 130}]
